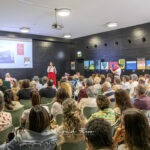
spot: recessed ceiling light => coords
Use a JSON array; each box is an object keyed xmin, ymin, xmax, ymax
[
  {"xmin": 106, "ymin": 22, "xmax": 118, "ymax": 28},
  {"xmin": 64, "ymin": 34, "xmax": 72, "ymax": 38},
  {"xmin": 20, "ymin": 27, "xmax": 30, "ymax": 33},
  {"xmin": 57, "ymin": 8, "xmax": 71, "ymax": 17}
]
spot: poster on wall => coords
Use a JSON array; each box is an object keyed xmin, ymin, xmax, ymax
[
  {"xmin": 101, "ymin": 62, "xmax": 109, "ymax": 70},
  {"xmin": 95, "ymin": 59, "xmax": 101, "ymax": 70},
  {"xmin": 89, "ymin": 60, "xmax": 94, "ymax": 70},
  {"xmin": 137, "ymin": 58, "xmax": 145, "ymax": 70},
  {"xmin": 126, "ymin": 61, "xmax": 137, "ymax": 70},
  {"xmin": 118, "ymin": 59, "xmax": 125, "ymax": 69},
  {"xmin": 109, "ymin": 62, "xmax": 118, "ymax": 70},
  {"xmin": 84, "ymin": 60, "xmax": 89, "ymax": 69},
  {"xmin": 146, "ymin": 60, "xmax": 150, "ymax": 70},
  {"xmin": 71, "ymin": 61, "xmax": 75, "ymax": 70}
]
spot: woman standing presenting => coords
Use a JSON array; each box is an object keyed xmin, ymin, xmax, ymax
[{"xmin": 47, "ymin": 61, "xmax": 57, "ymax": 86}]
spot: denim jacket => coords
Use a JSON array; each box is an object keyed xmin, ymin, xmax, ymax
[{"xmin": 0, "ymin": 129, "xmax": 57, "ymax": 150}]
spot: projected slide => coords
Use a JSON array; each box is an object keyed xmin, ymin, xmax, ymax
[
  {"xmin": 146, "ymin": 60, "xmax": 150, "ymax": 70},
  {"xmin": 119, "ymin": 59, "xmax": 125, "ymax": 69},
  {"xmin": 95, "ymin": 60, "xmax": 100, "ymax": 70},
  {"xmin": 0, "ymin": 38, "xmax": 32, "ymax": 68},
  {"xmin": 89, "ymin": 60, "xmax": 94, "ymax": 70},
  {"xmin": 84, "ymin": 60, "xmax": 89, "ymax": 69},
  {"xmin": 101, "ymin": 62, "xmax": 109, "ymax": 70},
  {"xmin": 137, "ymin": 58, "xmax": 145, "ymax": 70},
  {"xmin": 109, "ymin": 62, "xmax": 118, "ymax": 70},
  {"xmin": 126, "ymin": 61, "xmax": 136, "ymax": 70}
]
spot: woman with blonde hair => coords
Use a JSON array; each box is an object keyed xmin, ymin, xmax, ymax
[
  {"xmin": 57, "ymin": 98, "xmax": 87, "ymax": 147},
  {"xmin": 60, "ymin": 82, "xmax": 72, "ymax": 98}
]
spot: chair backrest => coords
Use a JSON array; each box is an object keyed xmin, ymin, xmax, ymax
[
  {"xmin": 40, "ymin": 97, "xmax": 54, "ymax": 104},
  {"xmin": 83, "ymin": 107, "xmax": 97, "ymax": 119},
  {"xmin": 56, "ymin": 114, "xmax": 64, "ymax": 126},
  {"xmin": 41, "ymin": 100, "xmax": 54, "ymax": 114},
  {"xmin": 20, "ymin": 99, "xmax": 31, "ymax": 109},
  {"xmin": 3, "ymin": 81, "xmax": 11, "ymax": 89},
  {"xmin": 61, "ymin": 141, "xmax": 86, "ymax": 150},
  {"xmin": 5, "ymin": 106, "xmax": 24, "ymax": 127},
  {"xmin": 0, "ymin": 125, "xmax": 14, "ymax": 144}
]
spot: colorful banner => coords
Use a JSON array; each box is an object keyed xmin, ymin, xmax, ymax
[
  {"xmin": 109, "ymin": 62, "xmax": 118, "ymax": 70},
  {"xmin": 84, "ymin": 60, "xmax": 89, "ymax": 69},
  {"xmin": 126, "ymin": 61, "xmax": 136, "ymax": 70},
  {"xmin": 146, "ymin": 60, "xmax": 150, "ymax": 70},
  {"xmin": 137, "ymin": 58, "xmax": 145, "ymax": 70},
  {"xmin": 95, "ymin": 59, "xmax": 101, "ymax": 70},
  {"xmin": 89, "ymin": 60, "xmax": 94, "ymax": 70},
  {"xmin": 101, "ymin": 62, "xmax": 109, "ymax": 70},
  {"xmin": 119, "ymin": 59, "xmax": 125, "ymax": 69}
]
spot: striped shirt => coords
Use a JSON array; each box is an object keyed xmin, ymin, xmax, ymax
[{"xmin": 103, "ymin": 89, "xmax": 115, "ymax": 102}]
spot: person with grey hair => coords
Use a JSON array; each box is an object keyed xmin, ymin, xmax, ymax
[
  {"xmin": 79, "ymin": 86, "xmax": 97, "ymax": 114},
  {"xmin": 122, "ymin": 75, "xmax": 130, "ymax": 90},
  {"xmin": 33, "ymin": 76, "xmax": 42, "ymax": 91},
  {"xmin": 78, "ymin": 78, "xmax": 93, "ymax": 102},
  {"xmin": 103, "ymin": 82, "xmax": 115, "ymax": 108},
  {"xmin": 129, "ymin": 74, "xmax": 138, "ymax": 98},
  {"xmin": 0, "ymin": 91, "xmax": 12, "ymax": 131},
  {"xmin": 42, "ymin": 76, "xmax": 48, "ymax": 88},
  {"xmin": 134, "ymin": 84, "xmax": 150, "ymax": 110}
]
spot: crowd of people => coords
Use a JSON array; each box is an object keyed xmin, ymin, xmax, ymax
[{"xmin": 0, "ymin": 72, "xmax": 150, "ymax": 150}]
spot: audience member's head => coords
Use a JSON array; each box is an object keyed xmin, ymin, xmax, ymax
[
  {"xmin": 131, "ymin": 74, "xmax": 138, "ymax": 82},
  {"xmin": 103, "ymin": 82, "xmax": 111, "ymax": 92},
  {"xmin": 123, "ymin": 75, "xmax": 130, "ymax": 83},
  {"xmin": 18, "ymin": 80, "xmax": 23, "ymax": 89},
  {"xmin": 47, "ymin": 79, "xmax": 54, "ymax": 87},
  {"xmin": 30, "ymin": 90, "xmax": 40, "ymax": 106},
  {"xmin": 22, "ymin": 79, "xmax": 30, "ymax": 89},
  {"xmin": 115, "ymin": 89, "xmax": 133, "ymax": 113},
  {"xmin": 4, "ymin": 89, "xmax": 14, "ymax": 110},
  {"xmin": 123, "ymin": 108, "xmax": 150, "ymax": 150},
  {"xmin": 136, "ymin": 84, "xmax": 146, "ymax": 97},
  {"xmin": 85, "ymin": 78, "xmax": 93, "ymax": 87},
  {"xmin": 114, "ymin": 77, "xmax": 121, "ymax": 85},
  {"xmin": 30, "ymin": 81, "xmax": 36, "ymax": 90},
  {"xmin": 85, "ymin": 118, "xmax": 113, "ymax": 150},
  {"xmin": 68, "ymin": 76, "xmax": 73, "ymax": 81},
  {"xmin": 60, "ymin": 77, "xmax": 68, "ymax": 84},
  {"xmin": 5, "ymin": 73, "xmax": 10, "ymax": 78},
  {"xmin": 78, "ymin": 76, "xmax": 84, "ymax": 82},
  {"xmin": 86, "ymin": 86, "xmax": 96, "ymax": 98},
  {"xmin": 105, "ymin": 77, "xmax": 111, "ymax": 83},
  {"xmin": 94, "ymin": 77, "xmax": 100, "ymax": 84},
  {"xmin": 12, "ymin": 80, "xmax": 18, "ymax": 88},
  {"xmin": 0, "ymin": 91, "xmax": 4, "ymax": 112},
  {"xmin": 29, "ymin": 105, "xmax": 50, "ymax": 133},
  {"xmin": 96, "ymin": 95, "xmax": 110, "ymax": 110},
  {"xmin": 0, "ymin": 79, "xmax": 3, "ymax": 86},
  {"xmin": 138, "ymin": 77, "xmax": 145, "ymax": 85},
  {"xmin": 33, "ymin": 76, "xmax": 39, "ymax": 83},
  {"xmin": 60, "ymin": 82, "xmax": 72, "ymax": 97},
  {"xmin": 62, "ymin": 98, "xmax": 86, "ymax": 134},
  {"xmin": 100, "ymin": 74, "xmax": 105, "ymax": 81},
  {"xmin": 56, "ymin": 87, "xmax": 69, "ymax": 104},
  {"xmin": 42, "ymin": 76, "xmax": 48, "ymax": 85}
]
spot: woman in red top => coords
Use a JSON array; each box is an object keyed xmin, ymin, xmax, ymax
[{"xmin": 47, "ymin": 62, "xmax": 57, "ymax": 86}]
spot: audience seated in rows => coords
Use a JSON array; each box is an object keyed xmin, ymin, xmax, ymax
[
  {"xmin": 0, "ymin": 105, "xmax": 57, "ymax": 150},
  {"xmin": 78, "ymin": 78, "xmax": 93, "ymax": 102},
  {"xmin": 85, "ymin": 118, "xmax": 113, "ymax": 150},
  {"xmin": 134, "ymin": 84, "xmax": 150, "ymax": 110},
  {"xmin": 112, "ymin": 78, "xmax": 123, "ymax": 91},
  {"xmin": 60, "ymin": 82, "xmax": 72, "ymax": 98},
  {"xmin": 88, "ymin": 95, "xmax": 115, "ymax": 126},
  {"xmin": 113, "ymin": 108, "xmax": 150, "ymax": 150},
  {"xmin": 33, "ymin": 76, "xmax": 42, "ymax": 91},
  {"xmin": 17, "ymin": 79, "xmax": 31, "ymax": 100},
  {"xmin": 93, "ymin": 76, "xmax": 101, "ymax": 94},
  {"xmin": 21, "ymin": 90, "xmax": 49, "ymax": 128},
  {"xmin": 4, "ymin": 89, "xmax": 22, "ymax": 110},
  {"xmin": 103, "ymin": 82, "xmax": 115, "ymax": 108},
  {"xmin": 79, "ymin": 86, "xmax": 97, "ymax": 114},
  {"xmin": 57, "ymin": 99, "xmax": 87, "ymax": 147},
  {"xmin": 39, "ymin": 79, "xmax": 56, "ymax": 98},
  {"xmin": 51, "ymin": 88, "xmax": 69, "ymax": 120},
  {"xmin": 42, "ymin": 76, "xmax": 48, "ymax": 88},
  {"xmin": 0, "ymin": 91, "xmax": 12, "ymax": 131}
]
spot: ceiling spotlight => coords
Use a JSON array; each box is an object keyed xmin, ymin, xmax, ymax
[
  {"xmin": 20, "ymin": 27, "xmax": 30, "ymax": 33},
  {"xmin": 106, "ymin": 22, "xmax": 118, "ymax": 28},
  {"xmin": 64, "ymin": 34, "xmax": 72, "ymax": 38},
  {"xmin": 57, "ymin": 8, "xmax": 71, "ymax": 17}
]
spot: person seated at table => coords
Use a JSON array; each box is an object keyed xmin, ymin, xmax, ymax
[
  {"xmin": 16, "ymin": 79, "xmax": 31, "ymax": 100},
  {"xmin": 0, "ymin": 105, "xmax": 57, "ymax": 150}
]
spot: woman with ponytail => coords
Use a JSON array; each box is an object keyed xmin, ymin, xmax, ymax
[
  {"xmin": 57, "ymin": 98, "xmax": 87, "ymax": 147},
  {"xmin": 21, "ymin": 90, "xmax": 49, "ymax": 128}
]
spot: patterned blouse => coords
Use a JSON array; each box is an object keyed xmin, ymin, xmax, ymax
[
  {"xmin": 88, "ymin": 108, "xmax": 116, "ymax": 125},
  {"xmin": 0, "ymin": 111, "xmax": 12, "ymax": 131}
]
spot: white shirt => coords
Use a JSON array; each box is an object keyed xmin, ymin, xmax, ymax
[
  {"xmin": 129, "ymin": 81, "xmax": 138, "ymax": 98},
  {"xmin": 47, "ymin": 66, "xmax": 57, "ymax": 74},
  {"xmin": 122, "ymin": 82, "xmax": 130, "ymax": 90},
  {"xmin": 115, "ymin": 68, "xmax": 121, "ymax": 77},
  {"xmin": 51, "ymin": 102, "xmax": 62, "ymax": 120}
]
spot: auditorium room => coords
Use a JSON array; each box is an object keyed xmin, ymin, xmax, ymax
[{"xmin": 0, "ymin": 0, "xmax": 150, "ymax": 150}]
